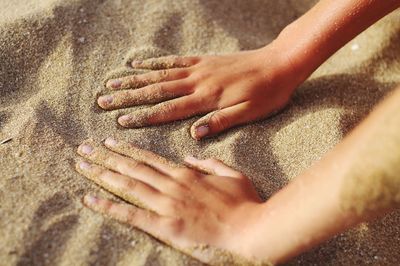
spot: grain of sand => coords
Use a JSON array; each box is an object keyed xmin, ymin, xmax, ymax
[{"xmin": 1, "ymin": 0, "xmax": 400, "ymax": 265}]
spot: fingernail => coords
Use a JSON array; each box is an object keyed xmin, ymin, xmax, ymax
[
  {"xmin": 80, "ymin": 144, "xmax": 94, "ymax": 155},
  {"xmin": 84, "ymin": 195, "xmax": 98, "ymax": 205},
  {"xmin": 107, "ymin": 79, "xmax": 122, "ymax": 89},
  {"xmin": 185, "ymin": 155, "xmax": 199, "ymax": 164},
  {"xmin": 105, "ymin": 137, "xmax": 117, "ymax": 147},
  {"xmin": 99, "ymin": 95, "xmax": 113, "ymax": 105},
  {"xmin": 79, "ymin": 161, "xmax": 91, "ymax": 170},
  {"xmin": 131, "ymin": 60, "xmax": 142, "ymax": 67},
  {"xmin": 118, "ymin": 115, "xmax": 132, "ymax": 124},
  {"xmin": 195, "ymin": 125, "xmax": 210, "ymax": 139}
]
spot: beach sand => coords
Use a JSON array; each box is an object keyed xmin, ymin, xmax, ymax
[{"xmin": 1, "ymin": 0, "xmax": 400, "ymax": 265}]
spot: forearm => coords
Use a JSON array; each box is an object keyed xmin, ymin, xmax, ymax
[
  {"xmin": 252, "ymin": 86, "xmax": 400, "ymax": 264},
  {"xmin": 271, "ymin": 0, "xmax": 400, "ymax": 81}
]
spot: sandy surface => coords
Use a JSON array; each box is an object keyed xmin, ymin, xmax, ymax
[{"xmin": 1, "ymin": 0, "xmax": 400, "ymax": 265}]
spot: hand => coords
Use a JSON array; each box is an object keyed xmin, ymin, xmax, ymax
[
  {"xmin": 98, "ymin": 45, "xmax": 301, "ymax": 140},
  {"xmin": 76, "ymin": 138, "xmax": 270, "ymax": 265}
]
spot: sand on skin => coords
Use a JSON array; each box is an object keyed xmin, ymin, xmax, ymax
[{"xmin": 1, "ymin": 0, "xmax": 400, "ymax": 265}]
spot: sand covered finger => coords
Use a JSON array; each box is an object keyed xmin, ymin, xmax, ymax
[
  {"xmin": 98, "ymin": 81, "xmax": 191, "ymax": 110},
  {"xmin": 83, "ymin": 195, "xmax": 168, "ymax": 237},
  {"xmin": 77, "ymin": 139, "xmax": 141, "ymax": 175},
  {"xmin": 76, "ymin": 161, "xmax": 163, "ymax": 210},
  {"xmin": 105, "ymin": 69, "xmax": 190, "ymax": 90},
  {"xmin": 118, "ymin": 95, "xmax": 207, "ymax": 128},
  {"xmin": 78, "ymin": 140, "xmax": 179, "ymax": 191},
  {"xmin": 104, "ymin": 137, "xmax": 179, "ymax": 174},
  {"xmin": 131, "ymin": 56, "xmax": 200, "ymax": 70}
]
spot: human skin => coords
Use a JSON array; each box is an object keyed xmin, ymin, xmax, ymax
[
  {"xmin": 98, "ymin": 0, "xmax": 400, "ymax": 140},
  {"xmin": 76, "ymin": 85, "xmax": 400, "ymax": 265}
]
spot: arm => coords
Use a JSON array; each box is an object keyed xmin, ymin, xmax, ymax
[
  {"xmin": 248, "ymin": 85, "xmax": 400, "ymax": 264},
  {"xmin": 274, "ymin": 0, "xmax": 400, "ymax": 80},
  {"xmin": 98, "ymin": 0, "xmax": 400, "ymax": 140}
]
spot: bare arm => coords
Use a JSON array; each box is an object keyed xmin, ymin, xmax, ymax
[
  {"xmin": 98, "ymin": 0, "xmax": 400, "ymax": 140},
  {"xmin": 250, "ymin": 85, "xmax": 400, "ymax": 264},
  {"xmin": 274, "ymin": 0, "xmax": 400, "ymax": 80}
]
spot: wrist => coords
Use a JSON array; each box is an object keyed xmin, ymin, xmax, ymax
[
  {"xmin": 236, "ymin": 201, "xmax": 290, "ymax": 264},
  {"xmin": 254, "ymin": 42, "xmax": 308, "ymax": 97},
  {"xmin": 270, "ymin": 21, "xmax": 324, "ymax": 83}
]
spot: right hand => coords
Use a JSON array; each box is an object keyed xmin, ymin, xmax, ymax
[{"xmin": 77, "ymin": 138, "xmax": 270, "ymax": 265}]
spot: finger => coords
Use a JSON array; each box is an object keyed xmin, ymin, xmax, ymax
[
  {"xmin": 131, "ymin": 56, "xmax": 199, "ymax": 70},
  {"xmin": 83, "ymin": 195, "xmax": 173, "ymax": 239},
  {"xmin": 104, "ymin": 137, "xmax": 179, "ymax": 174},
  {"xmin": 98, "ymin": 80, "xmax": 192, "ymax": 111},
  {"xmin": 77, "ymin": 161, "xmax": 170, "ymax": 211},
  {"xmin": 77, "ymin": 140, "xmax": 177, "ymax": 193},
  {"xmin": 184, "ymin": 156, "xmax": 244, "ymax": 178},
  {"xmin": 190, "ymin": 102, "xmax": 254, "ymax": 140},
  {"xmin": 105, "ymin": 69, "xmax": 190, "ymax": 90},
  {"xmin": 118, "ymin": 95, "xmax": 210, "ymax": 128}
]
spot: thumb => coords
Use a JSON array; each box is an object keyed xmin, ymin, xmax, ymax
[{"xmin": 190, "ymin": 102, "xmax": 250, "ymax": 140}]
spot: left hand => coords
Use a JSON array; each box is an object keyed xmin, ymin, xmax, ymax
[
  {"xmin": 76, "ymin": 138, "xmax": 267, "ymax": 265},
  {"xmin": 97, "ymin": 47, "xmax": 299, "ymax": 140}
]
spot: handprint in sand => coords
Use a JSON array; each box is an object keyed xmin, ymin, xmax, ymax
[{"xmin": 97, "ymin": 47, "xmax": 302, "ymax": 140}]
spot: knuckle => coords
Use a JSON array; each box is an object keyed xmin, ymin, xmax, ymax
[
  {"xmin": 126, "ymin": 160, "xmax": 145, "ymax": 173},
  {"xmin": 190, "ymin": 71, "xmax": 210, "ymax": 82},
  {"xmin": 97, "ymin": 169, "xmax": 111, "ymax": 181},
  {"xmin": 162, "ymin": 196, "xmax": 175, "ymax": 208},
  {"xmin": 167, "ymin": 217, "xmax": 185, "ymax": 235},
  {"xmin": 176, "ymin": 69, "xmax": 190, "ymax": 79},
  {"xmin": 92, "ymin": 166, "xmax": 106, "ymax": 176},
  {"xmin": 151, "ymin": 83, "xmax": 164, "ymax": 92},
  {"xmin": 161, "ymin": 102, "xmax": 177, "ymax": 114},
  {"xmin": 210, "ymin": 112, "xmax": 230, "ymax": 130},
  {"xmin": 173, "ymin": 168, "xmax": 202, "ymax": 183},
  {"xmin": 207, "ymin": 85, "xmax": 224, "ymax": 102},
  {"xmin": 119, "ymin": 160, "xmax": 141, "ymax": 172},
  {"xmin": 158, "ymin": 69, "xmax": 169, "ymax": 79},
  {"xmin": 126, "ymin": 208, "xmax": 139, "ymax": 224},
  {"xmin": 162, "ymin": 197, "xmax": 180, "ymax": 213},
  {"xmin": 104, "ymin": 154, "xmax": 118, "ymax": 166},
  {"xmin": 122, "ymin": 178, "xmax": 137, "ymax": 191}
]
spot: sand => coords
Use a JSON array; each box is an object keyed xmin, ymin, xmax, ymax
[{"xmin": 0, "ymin": 0, "xmax": 400, "ymax": 265}]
